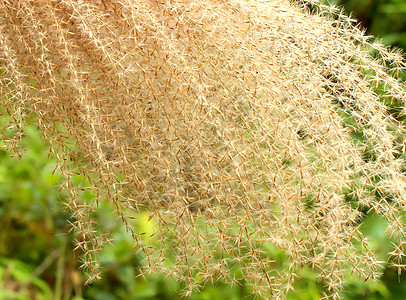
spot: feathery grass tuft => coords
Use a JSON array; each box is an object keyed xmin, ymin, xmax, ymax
[{"xmin": 2, "ymin": 0, "xmax": 406, "ymax": 298}]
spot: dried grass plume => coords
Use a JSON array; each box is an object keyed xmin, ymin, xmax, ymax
[{"xmin": 2, "ymin": 0, "xmax": 406, "ymax": 298}]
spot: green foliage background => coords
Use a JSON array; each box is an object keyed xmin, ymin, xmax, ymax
[
  {"xmin": 2, "ymin": 1, "xmax": 406, "ymax": 299},
  {"xmin": 331, "ymin": 0, "xmax": 406, "ymax": 51}
]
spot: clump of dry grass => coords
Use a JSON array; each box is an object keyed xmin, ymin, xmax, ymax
[{"xmin": 2, "ymin": 0, "xmax": 406, "ymax": 298}]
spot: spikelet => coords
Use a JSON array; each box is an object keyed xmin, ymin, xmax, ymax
[{"xmin": 1, "ymin": 0, "xmax": 406, "ymax": 298}]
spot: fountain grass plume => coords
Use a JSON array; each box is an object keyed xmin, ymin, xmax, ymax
[{"xmin": 2, "ymin": 0, "xmax": 406, "ymax": 298}]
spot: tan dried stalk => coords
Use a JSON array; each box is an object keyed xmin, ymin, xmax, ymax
[{"xmin": 1, "ymin": 0, "xmax": 406, "ymax": 298}]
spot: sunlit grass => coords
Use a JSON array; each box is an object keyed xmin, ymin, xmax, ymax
[{"xmin": 2, "ymin": 0, "xmax": 406, "ymax": 298}]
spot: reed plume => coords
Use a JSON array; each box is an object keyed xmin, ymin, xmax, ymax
[{"xmin": 2, "ymin": 0, "xmax": 406, "ymax": 298}]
